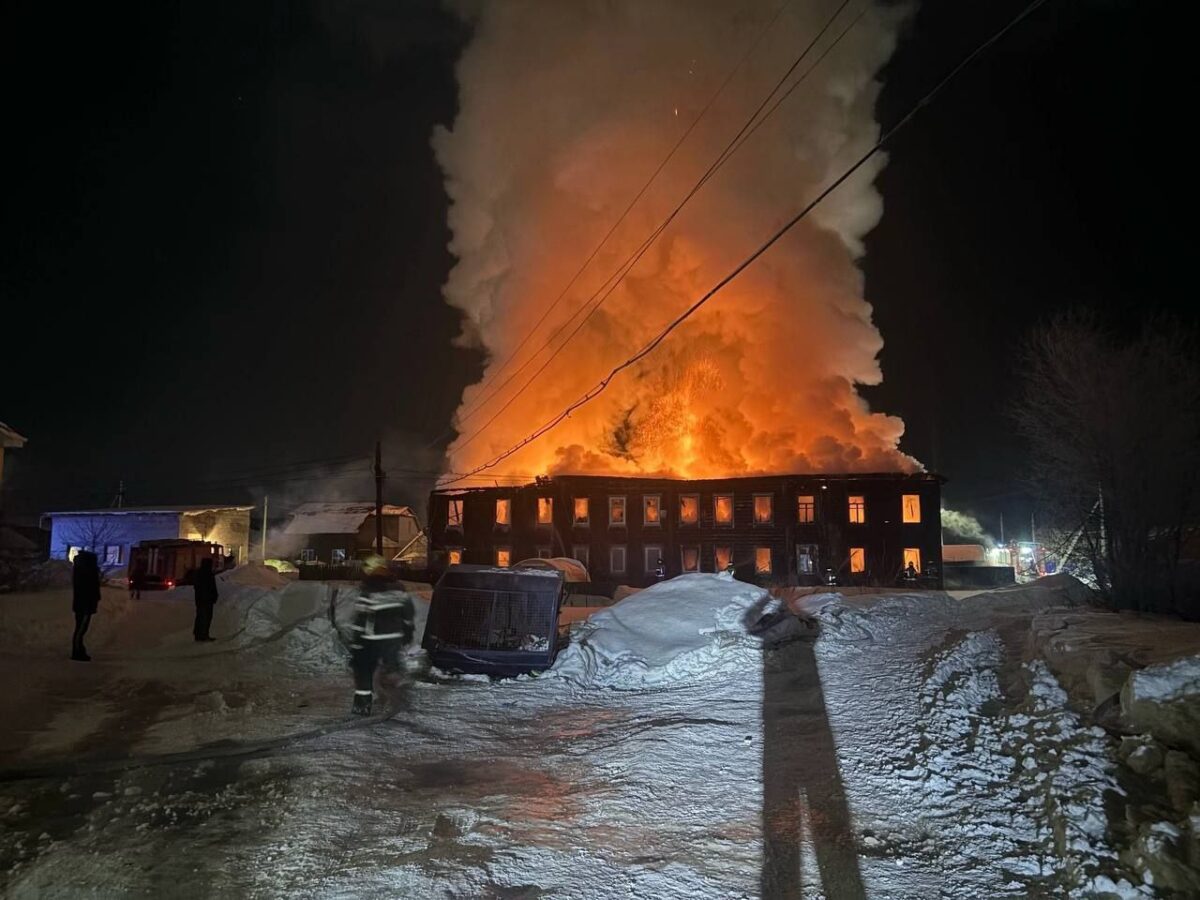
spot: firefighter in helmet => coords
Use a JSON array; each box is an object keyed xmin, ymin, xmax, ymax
[{"xmin": 348, "ymin": 555, "xmax": 415, "ymax": 716}]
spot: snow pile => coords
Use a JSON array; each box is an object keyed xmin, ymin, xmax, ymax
[
  {"xmin": 549, "ymin": 573, "xmax": 777, "ymax": 689},
  {"xmin": 219, "ymin": 564, "xmax": 290, "ymax": 590},
  {"xmin": 1127, "ymin": 655, "xmax": 1200, "ymax": 704}
]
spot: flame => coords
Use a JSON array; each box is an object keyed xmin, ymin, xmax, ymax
[{"xmin": 435, "ymin": 1, "xmax": 918, "ymax": 480}]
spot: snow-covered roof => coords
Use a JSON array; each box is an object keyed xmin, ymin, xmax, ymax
[
  {"xmin": 46, "ymin": 505, "xmax": 253, "ymax": 517},
  {"xmin": 0, "ymin": 421, "xmax": 28, "ymax": 449},
  {"xmin": 283, "ymin": 502, "xmax": 417, "ymax": 536}
]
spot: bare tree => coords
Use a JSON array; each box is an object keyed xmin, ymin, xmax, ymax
[
  {"xmin": 60, "ymin": 517, "xmax": 126, "ymax": 573},
  {"xmin": 1014, "ymin": 311, "xmax": 1200, "ymax": 614}
]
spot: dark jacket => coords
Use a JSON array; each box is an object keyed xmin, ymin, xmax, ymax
[
  {"xmin": 194, "ymin": 560, "xmax": 219, "ymax": 604},
  {"xmin": 72, "ymin": 551, "xmax": 102, "ymax": 615}
]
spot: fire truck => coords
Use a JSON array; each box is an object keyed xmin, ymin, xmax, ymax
[{"xmin": 128, "ymin": 539, "xmax": 231, "ymax": 590}]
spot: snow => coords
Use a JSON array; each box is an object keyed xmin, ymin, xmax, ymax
[
  {"xmin": 1128, "ymin": 654, "xmax": 1200, "ymax": 703},
  {"xmin": 548, "ymin": 572, "xmax": 774, "ymax": 688}
]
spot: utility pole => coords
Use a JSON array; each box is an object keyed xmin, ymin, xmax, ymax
[
  {"xmin": 261, "ymin": 495, "xmax": 269, "ymax": 561},
  {"xmin": 374, "ymin": 440, "xmax": 385, "ymax": 556},
  {"xmin": 999, "ymin": 512, "xmax": 1005, "ymax": 545}
]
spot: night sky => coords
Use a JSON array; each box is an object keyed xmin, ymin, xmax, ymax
[{"xmin": 2, "ymin": 0, "xmax": 1187, "ymax": 539}]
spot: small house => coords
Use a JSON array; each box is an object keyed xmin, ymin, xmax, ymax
[{"xmin": 282, "ymin": 502, "xmax": 423, "ymax": 567}]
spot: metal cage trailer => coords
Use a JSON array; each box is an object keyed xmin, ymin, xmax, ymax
[{"xmin": 421, "ymin": 564, "xmax": 566, "ymax": 677}]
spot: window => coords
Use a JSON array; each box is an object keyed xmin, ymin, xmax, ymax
[
  {"xmin": 797, "ymin": 495, "xmax": 816, "ymax": 523},
  {"xmin": 610, "ymin": 545, "xmax": 627, "ymax": 575},
  {"xmin": 67, "ymin": 546, "xmax": 82, "ymax": 562},
  {"xmin": 714, "ymin": 545, "xmax": 733, "ymax": 572},
  {"xmin": 681, "ymin": 546, "xmax": 700, "ymax": 573},
  {"xmin": 753, "ymin": 494, "xmax": 773, "ymax": 525},
  {"xmin": 848, "ymin": 496, "xmax": 866, "ymax": 524},
  {"xmin": 447, "ymin": 548, "xmax": 463, "ymax": 566},
  {"xmin": 104, "ymin": 545, "xmax": 123, "ymax": 566},
  {"xmin": 903, "ymin": 548, "xmax": 921, "ymax": 573},
  {"xmin": 797, "ymin": 543, "xmax": 818, "ymax": 575},
  {"xmin": 495, "ymin": 498, "xmax": 511, "ymax": 527},
  {"xmin": 902, "ymin": 494, "xmax": 921, "ymax": 524},
  {"xmin": 644, "ymin": 545, "xmax": 664, "ymax": 575},
  {"xmin": 495, "ymin": 547, "xmax": 511, "ymax": 568},
  {"xmin": 574, "ymin": 497, "xmax": 590, "ymax": 525},
  {"xmin": 572, "ymin": 544, "xmax": 590, "ymax": 568},
  {"xmin": 679, "ymin": 494, "xmax": 699, "ymax": 525},
  {"xmin": 849, "ymin": 547, "xmax": 866, "ymax": 573},
  {"xmin": 537, "ymin": 497, "xmax": 553, "ymax": 525},
  {"xmin": 755, "ymin": 547, "xmax": 772, "ymax": 575},
  {"xmin": 186, "ymin": 531, "xmax": 203, "ymax": 541},
  {"xmin": 331, "ymin": 549, "xmax": 347, "ymax": 564},
  {"xmin": 609, "ymin": 496, "xmax": 626, "ymax": 527},
  {"xmin": 643, "ymin": 495, "xmax": 662, "ymax": 527},
  {"xmin": 300, "ymin": 548, "xmax": 316, "ymax": 563},
  {"xmin": 537, "ymin": 546, "xmax": 552, "ymax": 559},
  {"xmin": 714, "ymin": 493, "xmax": 733, "ymax": 526},
  {"xmin": 447, "ymin": 498, "xmax": 464, "ymax": 530}
]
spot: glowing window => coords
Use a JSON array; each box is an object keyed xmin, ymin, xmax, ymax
[
  {"xmin": 753, "ymin": 494, "xmax": 773, "ymax": 525},
  {"xmin": 537, "ymin": 497, "xmax": 553, "ymax": 525},
  {"xmin": 572, "ymin": 544, "xmax": 590, "ymax": 567},
  {"xmin": 574, "ymin": 497, "xmax": 590, "ymax": 525},
  {"xmin": 903, "ymin": 548, "xmax": 921, "ymax": 573},
  {"xmin": 643, "ymin": 495, "xmax": 662, "ymax": 526},
  {"xmin": 495, "ymin": 498, "xmax": 511, "ymax": 526},
  {"xmin": 902, "ymin": 494, "xmax": 921, "ymax": 524},
  {"xmin": 495, "ymin": 547, "xmax": 511, "ymax": 568},
  {"xmin": 644, "ymin": 545, "xmax": 664, "ymax": 574},
  {"xmin": 714, "ymin": 546, "xmax": 732, "ymax": 572},
  {"xmin": 848, "ymin": 496, "xmax": 866, "ymax": 524},
  {"xmin": 67, "ymin": 546, "xmax": 82, "ymax": 562},
  {"xmin": 681, "ymin": 546, "xmax": 700, "ymax": 573},
  {"xmin": 447, "ymin": 548, "xmax": 463, "ymax": 566},
  {"xmin": 609, "ymin": 496, "xmax": 626, "ymax": 527},
  {"xmin": 797, "ymin": 495, "xmax": 815, "ymax": 523},
  {"xmin": 679, "ymin": 494, "xmax": 699, "ymax": 525},
  {"xmin": 755, "ymin": 547, "xmax": 772, "ymax": 575},
  {"xmin": 610, "ymin": 545, "xmax": 626, "ymax": 574},
  {"xmin": 714, "ymin": 494, "xmax": 733, "ymax": 526},
  {"xmin": 849, "ymin": 547, "xmax": 866, "ymax": 573},
  {"xmin": 447, "ymin": 498, "xmax": 463, "ymax": 530}
]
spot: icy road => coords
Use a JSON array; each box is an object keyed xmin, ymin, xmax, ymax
[{"xmin": 0, "ymin": 572, "xmax": 1146, "ymax": 898}]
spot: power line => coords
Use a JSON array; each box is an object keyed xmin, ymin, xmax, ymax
[
  {"xmin": 448, "ymin": 0, "xmax": 859, "ymax": 456},
  {"xmin": 438, "ymin": 0, "xmax": 1050, "ymax": 488}
]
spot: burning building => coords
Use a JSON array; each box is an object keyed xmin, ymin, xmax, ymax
[{"xmin": 428, "ymin": 472, "xmax": 942, "ymax": 590}]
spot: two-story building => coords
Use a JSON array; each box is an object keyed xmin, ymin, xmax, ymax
[{"xmin": 428, "ymin": 473, "xmax": 943, "ymax": 590}]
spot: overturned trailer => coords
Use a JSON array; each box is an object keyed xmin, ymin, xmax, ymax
[{"xmin": 421, "ymin": 564, "xmax": 566, "ymax": 677}]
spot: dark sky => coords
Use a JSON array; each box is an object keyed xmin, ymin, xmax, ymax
[{"xmin": 2, "ymin": 0, "xmax": 1187, "ymax": 538}]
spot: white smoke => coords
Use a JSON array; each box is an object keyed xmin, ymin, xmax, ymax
[{"xmin": 940, "ymin": 507, "xmax": 996, "ymax": 548}]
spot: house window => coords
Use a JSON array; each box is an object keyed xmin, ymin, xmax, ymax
[
  {"xmin": 537, "ymin": 546, "xmax": 552, "ymax": 559},
  {"xmin": 496, "ymin": 547, "xmax": 511, "ymax": 568},
  {"xmin": 679, "ymin": 494, "xmax": 699, "ymax": 525},
  {"xmin": 714, "ymin": 493, "xmax": 733, "ymax": 526},
  {"xmin": 447, "ymin": 548, "xmax": 463, "ymax": 566},
  {"xmin": 572, "ymin": 544, "xmax": 590, "ymax": 568},
  {"xmin": 755, "ymin": 547, "xmax": 772, "ymax": 575},
  {"xmin": 574, "ymin": 497, "xmax": 590, "ymax": 525},
  {"xmin": 797, "ymin": 543, "xmax": 818, "ymax": 575},
  {"xmin": 714, "ymin": 545, "xmax": 733, "ymax": 572},
  {"xmin": 644, "ymin": 545, "xmax": 664, "ymax": 575},
  {"xmin": 753, "ymin": 494, "xmax": 773, "ymax": 525},
  {"xmin": 495, "ymin": 498, "xmax": 511, "ymax": 527},
  {"xmin": 300, "ymin": 548, "xmax": 316, "ymax": 563},
  {"xmin": 797, "ymin": 495, "xmax": 816, "ymax": 523},
  {"xmin": 610, "ymin": 545, "xmax": 627, "ymax": 575},
  {"xmin": 903, "ymin": 548, "xmax": 922, "ymax": 573},
  {"xmin": 67, "ymin": 546, "xmax": 82, "ymax": 562},
  {"xmin": 609, "ymin": 496, "xmax": 626, "ymax": 527},
  {"xmin": 331, "ymin": 549, "xmax": 347, "ymax": 564},
  {"xmin": 104, "ymin": 545, "xmax": 123, "ymax": 566},
  {"xmin": 902, "ymin": 494, "xmax": 921, "ymax": 524},
  {"xmin": 681, "ymin": 546, "xmax": 700, "ymax": 573},
  {"xmin": 643, "ymin": 495, "xmax": 662, "ymax": 527},
  {"xmin": 447, "ymin": 498, "xmax": 464, "ymax": 530},
  {"xmin": 848, "ymin": 496, "xmax": 866, "ymax": 524},
  {"xmin": 849, "ymin": 547, "xmax": 866, "ymax": 573},
  {"xmin": 537, "ymin": 497, "xmax": 553, "ymax": 525}
]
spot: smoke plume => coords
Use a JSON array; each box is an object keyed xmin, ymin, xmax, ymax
[
  {"xmin": 940, "ymin": 508, "xmax": 996, "ymax": 547},
  {"xmin": 435, "ymin": 0, "xmax": 916, "ymax": 478}
]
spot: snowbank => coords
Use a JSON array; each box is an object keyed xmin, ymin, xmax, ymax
[
  {"xmin": 1122, "ymin": 654, "xmax": 1200, "ymax": 756},
  {"xmin": 549, "ymin": 573, "xmax": 779, "ymax": 689},
  {"xmin": 1127, "ymin": 655, "xmax": 1200, "ymax": 704},
  {"xmin": 219, "ymin": 563, "xmax": 291, "ymax": 590}
]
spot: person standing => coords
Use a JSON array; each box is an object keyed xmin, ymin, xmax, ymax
[
  {"xmin": 346, "ymin": 556, "xmax": 414, "ymax": 716},
  {"xmin": 130, "ymin": 559, "xmax": 147, "ymax": 600},
  {"xmin": 71, "ymin": 550, "xmax": 101, "ymax": 661},
  {"xmin": 193, "ymin": 557, "xmax": 218, "ymax": 642}
]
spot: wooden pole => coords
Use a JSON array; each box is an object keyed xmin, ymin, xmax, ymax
[{"xmin": 374, "ymin": 441, "xmax": 385, "ymax": 556}]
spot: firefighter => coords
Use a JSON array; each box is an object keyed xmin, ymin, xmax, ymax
[
  {"xmin": 903, "ymin": 561, "xmax": 918, "ymax": 583},
  {"xmin": 348, "ymin": 555, "xmax": 415, "ymax": 716}
]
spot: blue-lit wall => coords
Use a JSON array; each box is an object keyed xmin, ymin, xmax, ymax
[{"xmin": 48, "ymin": 513, "xmax": 182, "ymax": 565}]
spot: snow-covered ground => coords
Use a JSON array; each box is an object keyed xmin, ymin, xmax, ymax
[{"xmin": 1, "ymin": 570, "xmax": 1195, "ymax": 897}]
